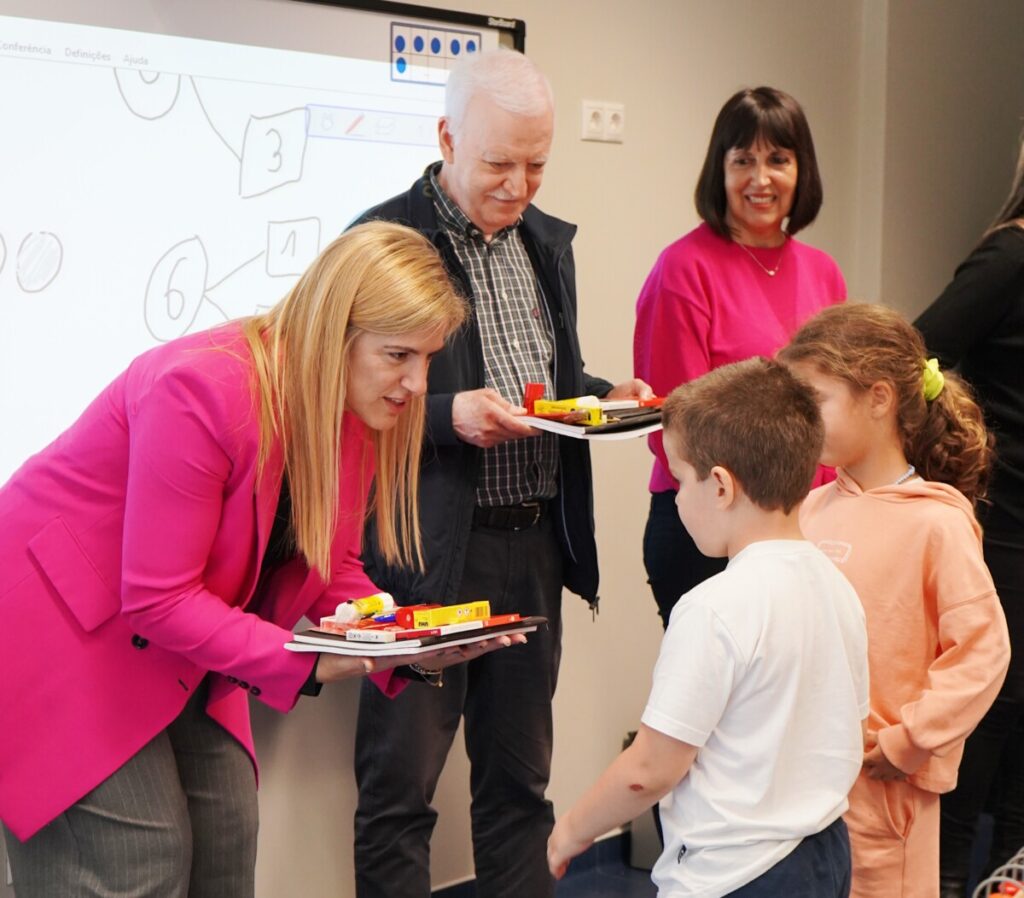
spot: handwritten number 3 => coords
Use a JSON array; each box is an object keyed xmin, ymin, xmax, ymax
[{"xmin": 266, "ymin": 128, "xmax": 283, "ymax": 173}]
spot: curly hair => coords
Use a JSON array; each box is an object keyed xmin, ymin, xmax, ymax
[{"xmin": 778, "ymin": 303, "xmax": 993, "ymax": 506}]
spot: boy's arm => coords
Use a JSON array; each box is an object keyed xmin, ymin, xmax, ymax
[{"xmin": 547, "ymin": 724, "xmax": 698, "ymax": 880}]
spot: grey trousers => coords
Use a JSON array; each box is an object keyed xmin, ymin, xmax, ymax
[{"xmin": 3, "ymin": 678, "xmax": 258, "ymax": 898}]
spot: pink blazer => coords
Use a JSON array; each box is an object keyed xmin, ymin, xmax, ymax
[{"xmin": 0, "ymin": 325, "xmax": 382, "ymax": 839}]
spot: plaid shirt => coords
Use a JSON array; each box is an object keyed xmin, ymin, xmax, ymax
[{"xmin": 429, "ymin": 165, "xmax": 558, "ymax": 506}]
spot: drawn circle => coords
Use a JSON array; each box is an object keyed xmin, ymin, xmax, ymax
[
  {"xmin": 451, "ymin": 39, "xmax": 461, "ymax": 55},
  {"xmin": 396, "ymin": 57, "xmax": 407, "ymax": 73},
  {"xmin": 413, "ymin": 35, "xmax": 424, "ymax": 52},
  {"xmin": 144, "ymin": 236, "xmax": 209, "ymax": 342},
  {"xmin": 467, "ymin": 40, "xmax": 477, "ymax": 53},
  {"xmin": 394, "ymin": 35, "xmax": 406, "ymax": 51},
  {"xmin": 430, "ymin": 37, "xmax": 441, "ymax": 54},
  {"xmin": 113, "ymin": 68, "xmax": 181, "ymax": 120},
  {"xmin": 16, "ymin": 232, "xmax": 63, "ymax": 293}
]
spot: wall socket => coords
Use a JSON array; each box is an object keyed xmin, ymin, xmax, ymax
[{"xmin": 580, "ymin": 100, "xmax": 625, "ymax": 143}]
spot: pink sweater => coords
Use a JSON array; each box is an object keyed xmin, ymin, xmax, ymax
[
  {"xmin": 801, "ymin": 472, "xmax": 1010, "ymax": 793},
  {"xmin": 634, "ymin": 223, "xmax": 845, "ymax": 492}
]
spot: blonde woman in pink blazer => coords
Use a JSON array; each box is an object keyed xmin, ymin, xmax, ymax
[{"xmin": 0, "ymin": 222, "xmax": 518, "ymax": 897}]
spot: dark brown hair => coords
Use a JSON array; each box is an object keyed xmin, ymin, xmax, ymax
[
  {"xmin": 695, "ymin": 86, "xmax": 823, "ymax": 240},
  {"xmin": 778, "ymin": 303, "xmax": 993, "ymax": 505},
  {"xmin": 662, "ymin": 357, "xmax": 823, "ymax": 513}
]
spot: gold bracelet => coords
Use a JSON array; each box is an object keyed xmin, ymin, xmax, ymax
[{"xmin": 409, "ymin": 663, "xmax": 444, "ymax": 687}]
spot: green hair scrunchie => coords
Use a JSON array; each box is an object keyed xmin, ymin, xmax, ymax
[{"xmin": 922, "ymin": 357, "xmax": 945, "ymax": 402}]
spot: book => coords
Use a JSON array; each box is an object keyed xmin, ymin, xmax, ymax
[
  {"xmin": 522, "ymin": 408, "xmax": 662, "ymax": 440},
  {"xmin": 285, "ymin": 616, "xmax": 547, "ymax": 657}
]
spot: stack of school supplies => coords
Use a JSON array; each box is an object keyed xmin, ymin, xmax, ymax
[{"xmin": 284, "ymin": 595, "xmax": 546, "ymax": 656}]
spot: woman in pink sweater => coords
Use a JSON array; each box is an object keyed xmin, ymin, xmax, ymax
[
  {"xmin": 780, "ymin": 303, "xmax": 1010, "ymax": 897},
  {"xmin": 634, "ymin": 86, "xmax": 845, "ymax": 628}
]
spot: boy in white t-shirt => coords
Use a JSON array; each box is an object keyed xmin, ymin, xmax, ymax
[{"xmin": 548, "ymin": 357, "xmax": 869, "ymax": 897}]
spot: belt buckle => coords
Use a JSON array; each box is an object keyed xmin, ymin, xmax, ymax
[{"xmin": 514, "ymin": 500, "xmax": 542, "ymax": 531}]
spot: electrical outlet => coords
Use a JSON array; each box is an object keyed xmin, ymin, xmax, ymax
[
  {"xmin": 580, "ymin": 100, "xmax": 626, "ymax": 143},
  {"xmin": 580, "ymin": 100, "xmax": 605, "ymax": 141},
  {"xmin": 604, "ymin": 102, "xmax": 625, "ymax": 143}
]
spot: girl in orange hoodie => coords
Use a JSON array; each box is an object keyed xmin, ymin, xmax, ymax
[{"xmin": 779, "ymin": 303, "xmax": 1011, "ymax": 898}]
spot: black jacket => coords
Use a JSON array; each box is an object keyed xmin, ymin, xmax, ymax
[{"xmin": 354, "ymin": 171, "xmax": 612, "ymax": 605}]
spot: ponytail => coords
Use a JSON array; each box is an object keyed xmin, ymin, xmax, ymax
[{"xmin": 907, "ymin": 368, "xmax": 992, "ymax": 506}]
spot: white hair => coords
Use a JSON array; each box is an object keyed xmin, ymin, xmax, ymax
[{"xmin": 444, "ymin": 48, "xmax": 554, "ymax": 138}]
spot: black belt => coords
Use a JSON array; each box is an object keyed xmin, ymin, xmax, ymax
[{"xmin": 472, "ymin": 500, "xmax": 547, "ymax": 531}]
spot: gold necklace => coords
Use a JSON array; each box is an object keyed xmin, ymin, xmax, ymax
[{"xmin": 736, "ymin": 239, "xmax": 786, "ymax": 277}]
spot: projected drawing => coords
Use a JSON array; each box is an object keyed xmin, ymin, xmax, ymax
[
  {"xmin": 391, "ymin": 21, "xmax": 480, "ymax": 85},
  {"xmin": 0, "ymin": 234, "xmax": 6, "ymax": 278},
  {"xmin": 145, "ymin": 218, "xmax": 321, "ymax": 340},
  {"xmin": 17, "ymin": 232, "xmax": 63, "ymax": 293},
  {"xmin": 144, "ymin": 236, "xmax": 210, "ymax": 341},
  {"xmin": 114, "ymin": 68, "xmax": 182, "ymax": 120},
  {"xmin": 239, "ymin": 108, "xmax": 309, "ymax": 198},
  {"xmin": 266, "ymin": 218, "xmax": 321, "ymax": 277}
]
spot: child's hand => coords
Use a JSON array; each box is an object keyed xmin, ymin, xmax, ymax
[
  {"xmin": 863, "ymin": 744, "xmax": 908, "ymax": 781},
  {"xmin": 547, "ymin": 814, "xmax": 592, "ymax": 880}
]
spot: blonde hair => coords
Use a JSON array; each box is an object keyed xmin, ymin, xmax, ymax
[
  {"xmin": 241, "ymin": 221, "xmax": 467, "ymax": 578},
  {"xmin": 779, "ymin": 303, "xmax": 993, "ymax": 506}
]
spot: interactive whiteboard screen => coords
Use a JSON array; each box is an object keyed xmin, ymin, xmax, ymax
[{"xmin": 0, "ymin": 1, "xmax": 518, "ymax": 480}]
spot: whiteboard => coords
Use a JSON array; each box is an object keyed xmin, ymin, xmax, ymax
[{"xmin": 0, "ymin": 0, "xmax": 521, "ymax": 480}]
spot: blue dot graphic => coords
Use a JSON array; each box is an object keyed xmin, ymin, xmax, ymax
[
  {"xmin": 395, "ymin": 35, "xmax": 405, "ymax": 51},
  {"xmin": 431, "ymin": 37, "xmax": 441, "ymax": 54},
  {"xmin": 467, "ymin": 40, "xmax": 477, "ymax": 53},
  {"xmin": 451, "ymin": 39, "xmax": 461, "ymax": 55},
  {"xmin": 413, "ymin": 35, "xmax": 424, "ymax": 52},
  {"xmin": 396, "ymin": 57, "xmax": 407, "ymax": 73}
]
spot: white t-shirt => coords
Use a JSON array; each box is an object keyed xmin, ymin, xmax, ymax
[{"xmin": 641, "ymin": 540, "xmax": 869, "ymax": 898}]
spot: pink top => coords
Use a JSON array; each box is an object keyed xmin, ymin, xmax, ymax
[
  {"xmin": 801, "ymin": 472, "xmax": 1010, "ymax": 792},
  {"xmin": 0, "ymin": 324, "xmax": 391, "ymax": 839},
  {"xmin": 634, "ymin": 222, "xmax": 846, "ymax": 491}
]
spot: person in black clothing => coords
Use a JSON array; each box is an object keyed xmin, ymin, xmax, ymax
[
  {"xmin": 348, "ymin": 48, "xmax": 651, "ymax": 898},
  {"xmin": 915, "ymin": 134, "xmax": 1024, "ymax": 898}
]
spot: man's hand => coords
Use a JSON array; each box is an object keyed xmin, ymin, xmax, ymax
[
  {"xmin": 863, "ymin": 743, "xmax": 908, "ymax": 781},
  {"xmin": 605, "ymin": 378, "xmax": 654, "ymax": 401},
  {"xmin": 453, "ymin": 388, "xmax": 538, "ymax": 448}
]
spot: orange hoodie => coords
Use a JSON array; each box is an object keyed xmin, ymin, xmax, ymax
[{"xmin": 801, "ymin": 470, "xmax": 1010, "ymax": 793}]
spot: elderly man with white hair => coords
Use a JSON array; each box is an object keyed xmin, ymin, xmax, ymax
[{"xmin": 349, "ymin": 48, "xmax": 650, "ymax": 898}]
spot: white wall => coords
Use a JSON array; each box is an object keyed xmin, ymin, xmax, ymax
[{"xmin": 4, "ymin": 2, "xmax": 1023, "ymax": 897}]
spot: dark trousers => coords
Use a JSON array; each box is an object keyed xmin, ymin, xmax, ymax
[
  {"xmin": 353, "ymin": 513, "xmax": 564, "ymax": 898},
  {"xmin": 2, "ymin": 678, "xmax": 258, "ymax": 898},
  {"xmin": 643, "ymin": 490, "xmax": 727, "ymax": 630},
  {"xmin": 726, "ymin": 817, "xmax": 851, "ymax": 897},
  {"xmin": 941, "ymin": 535, "xmax": 1024, "ymax": 890}
]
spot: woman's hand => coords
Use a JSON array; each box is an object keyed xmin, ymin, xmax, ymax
[{"xmin": 314, "ymin": 633, "xmax": 527, "ymax": 683}]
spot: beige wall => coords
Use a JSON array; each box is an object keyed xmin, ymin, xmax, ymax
[
  {"xmin": 3, "ymin": 2, "xmax": 1023, "ymax": 897},
  {"xmin": 880, "ymin": 0, "xmax": 1024, "ymax": 318}
]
